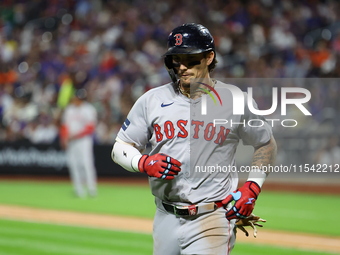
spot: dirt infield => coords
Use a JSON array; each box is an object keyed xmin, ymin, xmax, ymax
[{"xmin": 1, "ymin": 204, "xmax": 340, "ymax": 254}]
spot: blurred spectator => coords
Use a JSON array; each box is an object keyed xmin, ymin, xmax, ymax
[
  {"xmin": 23, "ymin": 110, "xmax": 58, "ymax": 144},
  {"xmin": 307, "ymin": 39, "xmax": 336, "ymax": 76},
  {"xmin": 57, "ymin": 72, "xmax": 75, "ymax": 109},
  {"xmin": 2, "ymin": 87, "xmax": 38, "ymax": 141}
]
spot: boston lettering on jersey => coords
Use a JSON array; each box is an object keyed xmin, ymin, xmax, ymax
[{"xmin": 153, "ymin": 120, "xmax": 230, "ymax": 145}]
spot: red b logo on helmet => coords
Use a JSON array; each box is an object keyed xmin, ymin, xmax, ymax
[{"xmin": 174, "ymin": 34, "xmax": 183, "ymax": 46}]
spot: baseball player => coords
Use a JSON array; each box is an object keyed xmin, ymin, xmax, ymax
[
  {"xmin": 112, "ymin": 23, "xmax": 277, "ymax": 254},
  {"xmin": 60, "ymin": 89, "xmax": 98, "ymax": 198}
]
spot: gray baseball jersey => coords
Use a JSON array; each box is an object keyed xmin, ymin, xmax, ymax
[
  {"xmin": 117, "ymin": 81, "xmax": 272, "ymax": 203},
  {"xmin": 62, "ymin": 101, "xmax": 97, "ymax": 197}
]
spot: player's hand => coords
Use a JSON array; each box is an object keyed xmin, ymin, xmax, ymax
[
  {"xmin": 222, "ymin": 181, "xmax": 261, "ymax": 220},
  {"xmin": 138, "ymin": 153, "xmax": 182, "ymax": 180},
  {"xmin": 235, "ymin": 213, "xmax": 266, "ymax": 238}
]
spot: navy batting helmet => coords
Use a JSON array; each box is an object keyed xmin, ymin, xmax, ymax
[{"xmin": 163, "ymin": 23, "xmax": 216, "ymax": 83}]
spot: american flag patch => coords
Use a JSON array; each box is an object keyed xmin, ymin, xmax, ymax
[{"xmin": 122, "ymin": 119, "xmax": 130, "ymax": 131}]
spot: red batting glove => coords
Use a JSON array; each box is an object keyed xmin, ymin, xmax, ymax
[
  {"xmin": 222, "ymin": 181, "xmax": 261, "ymax": 220},
  {"xmin": 138, "ymin": 153, "xmax": 182, "ymax": 180}
]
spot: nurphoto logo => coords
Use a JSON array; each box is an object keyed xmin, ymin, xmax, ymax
[{"xmin": 198, "ymin": 82, "xmax": 312, "ymax": 128}]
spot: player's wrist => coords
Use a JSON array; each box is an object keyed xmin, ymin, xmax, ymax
[
  {"xmin": 243, "ymin": 181, "xmax": 261, "ymax": 198},
  {"xmin": 247, "ymin": 168, "xmax": 267, "ymax": 188},
  {"xmin": 136, "ymin": 154, "xmax": 148, "ymax": 173}
]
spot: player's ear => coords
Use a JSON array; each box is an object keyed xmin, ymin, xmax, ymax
[{"xmin": 206, "ymin": 51, "xmax": 215, "ymax": 66}]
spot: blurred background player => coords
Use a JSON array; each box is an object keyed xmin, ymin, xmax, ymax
[{"xmin": 60, "ymin": 89, "xmax": 98, "ymax": 198}]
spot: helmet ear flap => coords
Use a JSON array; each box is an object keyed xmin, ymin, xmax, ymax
[
  {"xmin": 164, "ymin": 55, "xmax": 178, "ymax": 84},
  {"xmin": 164, "ymin": 55, "xmax": 173, "ymax": 70}
]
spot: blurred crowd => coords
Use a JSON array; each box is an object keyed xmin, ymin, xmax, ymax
[{"xmin": 0, "ymin": 0, "xmax": 340, "ymax": 146}]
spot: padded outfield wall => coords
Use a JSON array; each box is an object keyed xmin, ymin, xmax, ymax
[{"xmin": 0, "ymin": 141, "xmax": 133, "ymax": 177}]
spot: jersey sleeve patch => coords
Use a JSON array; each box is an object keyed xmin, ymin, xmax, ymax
[{"xmin": 122, "ymin": 118, "xmax": 131, "ymax": 131}]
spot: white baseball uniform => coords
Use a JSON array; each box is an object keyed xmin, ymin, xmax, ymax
[
  {"xmin": 115, "ymin": 81, "xmax": 272, "ymax": 254},
  {"xmin": 62, "ymin": 101, "xmax": 97, "ymax": 198}
]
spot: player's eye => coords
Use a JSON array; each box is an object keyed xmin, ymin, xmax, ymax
[
  {"xmin": 172, "ymin": 59, "xmax": 181, "ymax": 67},
  {"xmin": 187, "ymin": 60, "xmax": 201, "ymax": 66},
  {"xmin": 172, "ymin": 58, "xmax": 201, "ymax": 67}
]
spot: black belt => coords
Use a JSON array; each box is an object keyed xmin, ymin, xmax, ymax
[{"xmin": 162, "ymin": 201, "xmax": 224, "ymax": 216}]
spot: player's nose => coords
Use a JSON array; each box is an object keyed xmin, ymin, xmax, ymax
[{"xmin": 177, "ymin": 62, "xmax": 188, "ymax": 70}]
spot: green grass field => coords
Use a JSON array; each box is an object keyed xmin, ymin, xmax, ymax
[
  {"xmin": 1, "ymin": 218, "xmax": 335, "ymax": 255},
  {"xmin": 0, "ymin": 180, "xmax": 155, "ymax": 218},
  {"xmin": 0, "ymin": 219, "xmax": 153, "ymax": 255},
  {"xmin": 0, "ymin": 180, "xmax": 339, "ymax": 255},
  {"xmin": 0, "ymin": 218, "xmax": 336, "ymax": 255}
]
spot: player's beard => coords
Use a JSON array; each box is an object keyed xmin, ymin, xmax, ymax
[
  {"xmin": 178, "ymin": 74, "xmax": 192, "ymax": 95},
  {"xmin": 181, "ymin": 69, "xmax": 208, "ymax": 85},
  {"xmin": 178, "ymin": 67, "xmax": 209, "ymax": 96},
  {"xmin": 180, "ymin": 79, "xmax": 191, "ymax": 89},
  {"xmin": 179, "ymin": 77, "xmax": 204, "ymax": 99}
]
